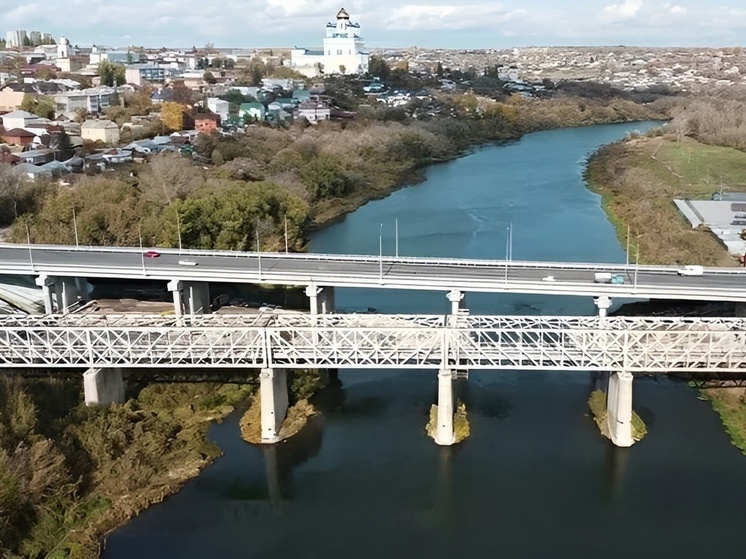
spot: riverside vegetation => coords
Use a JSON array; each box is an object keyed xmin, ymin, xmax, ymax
[
  {"xmin": 0, "ymin": 71, "xmax": 684, "ymax": 558},
  {"xmin": 584, "ymin": 90, "xmax": 746, "ymax": 454}
]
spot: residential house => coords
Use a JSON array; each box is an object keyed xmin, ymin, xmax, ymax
[
  {"xmin": 1, "ymin": 110, "xmax": 38, "ymax": 130},
  {"xmin": 194, "ymin": 113, "xmax": 220, "ymax": 134},
  {"xmin": 125, "ymin": 64, "xmax": 166, "ymax": 86},
  {"xmin": 17, "ymin": 148, "xmax": 55, "ymax": 165},
  {"xmin": 206, "ymin": 97, "xmax": 229, "ymax": 120},
  {"xmin": 54, "ymin": 87, "xmax": 119, "ymax": 115},
  {"xmin": 81, "ymin": 120, "xmax": 120, "ymax": 145},
  {"xmin": 150, "ymin": 88, "xmax": 174, "ymax": 104},
  {"xmin": 297, "ymin": 99, "xmax": 331, "ymax": 123},
  {"xmin": 0, "ymin": 86, "xmax": 25, "ymax": 112},
  {"xmin": 239, "ymin": 102, "xmax": 265, "ymax": 122},
  {"xmin": 1, "ymin": 128, "xmax": 37, "ymax": 146}
]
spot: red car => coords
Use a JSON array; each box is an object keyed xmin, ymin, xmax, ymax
[{"xmin": 144, "ymin": 250, "xmax": 160, "ymax": 258}]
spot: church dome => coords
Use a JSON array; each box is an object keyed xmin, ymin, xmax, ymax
[{"xmin": 336, "ymin": 7, "xmax": 350, "ymax": 20}]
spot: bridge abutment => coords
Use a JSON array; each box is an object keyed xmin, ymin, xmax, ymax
[
  {"xmin": 435, "ymin": 368, "xmax": 455, "ymax": 446},
  {"xmin": 606, "ymin": 371, "xmax": 634, "ymax": 447},
  {"xmin": 260, "ymin": 367, "xmax": 289, "ymax": 443},
  {"xmin": 83, "ymin": 367, "xmax": 125, "ymax": 405}
]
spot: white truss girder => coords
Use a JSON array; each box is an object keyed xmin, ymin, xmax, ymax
[{"xmin": 0, "ymin": 313, "xmax": 744, "ymax": 372}]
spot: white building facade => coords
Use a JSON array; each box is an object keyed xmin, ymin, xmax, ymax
[{"xmin": 291, "ymin": 8, "xmax": 369, "ymax": 77}]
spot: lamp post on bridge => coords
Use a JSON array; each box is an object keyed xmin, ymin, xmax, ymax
[{"xmin": 379, "ymin": 222, "xmax": 383, "ymax": 281}]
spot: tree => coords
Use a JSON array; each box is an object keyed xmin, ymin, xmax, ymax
[
  {"xmin": 203, "ymin": 71, "xmax": 217, "ymax": 84},
  {"xmin": 20, "ymin": 94, "xmax": 55, "ymax": 119},
  {"xmin": 339, "ymin": 64, "xmax": 346, "ymax": 75},
  {"xmin": 367, "ymin": 55, "xmax": 390, "ymax": 80},
  {"xmin": 98, "ymin": 60, "xmax": 126, "ymax": 87},
  {"xmin": 160, "ymin": 102, "xmax": 185, "ymax": 132}
]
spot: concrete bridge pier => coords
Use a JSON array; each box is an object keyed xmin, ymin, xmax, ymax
[
  {"xmin": 446, "ymin": 290, "xmax": 464, "ymax": 317},
  {"xmin": 260, "ymin": 367, "xmax": 289, "ymax": 443},
  {"xmin": 83, "ymin": 367, "xmax": 125, "ymax": 405},
  {"xmin": 594, "ymin": 296, "xmax": 612, "ymax": 317},
  {"xmin": 606, "ymin": 371, "xmax": 634, "ymax": 447},
  {"xmin": 168, "ymin": 280, "xmax": 211, "ymax": 316},
  {"xmin": 35, "ymin": 275, "xmax": 84, "ymax": 314},
  {"xmin": 306, "ymin": 284, "xmax": 335, "ymax": 315},
  {"xmin": 435, "ymin": 368, "xmax": 455, "ymax": 446}
]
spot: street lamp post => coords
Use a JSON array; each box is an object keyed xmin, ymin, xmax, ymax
[
  {"xmin": 72, "ymin": 207, "xmax": 79, "ymax": 248},
  {"xmin": 139, "ymin": 224, "xmax": 145, "ymax": 274},
  {"xmin": 26, "ymin": 222, "xmax": 33, "ymax": 271},
  {"xmin": 176, "ymin": 212, "xmax": 182, "ymax": 253},
  {"xmin": 256, "ymin": 221, "xmax": 262, "ymax": 278},
  {"xmin": 379, "ymin": 222, "xmax": 383, "ymax": 281},
  {"xmin": 395, "ymin": 217, "xmax": 399, "ymax": 258},
  {"xmin": 625, "ymin": 225, "xmax": 630, "ymax": 267}
]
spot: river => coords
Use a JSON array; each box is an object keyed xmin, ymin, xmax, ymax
[{"xmin": 102, "ymin": 122, "xmax": 746, "ymax": 559}]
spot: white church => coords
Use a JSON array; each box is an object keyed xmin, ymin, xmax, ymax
[{"xmin": 290, "ymin": 8, "xmax": 369, "ymax": 77}]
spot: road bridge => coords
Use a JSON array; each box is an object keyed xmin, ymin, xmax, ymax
[
  {"xmin": 2, "ymin": 244, "xmax": 746, "ymax": 317},
  {"xmin": 1, "ymin": 312, "xmax": 744, "ymax": 447}
]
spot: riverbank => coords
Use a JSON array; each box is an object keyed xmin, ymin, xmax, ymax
[{"xmin": 584, "ymin": 126, "xmax": 746, "ymax": 454}]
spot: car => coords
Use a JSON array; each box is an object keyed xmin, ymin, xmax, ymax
[
  {"xmin": 677, "ymin": 265, "xmax": 704, "ymax": 276},
  {"xmin": 144, "ymin": 250, "xmax": 160, "ymax": 258},
  {"xmin": 178, "ymin": 259, "xmax": 197, "ymax": 266},
  {"xmin": 542, "ymin": 275, "xmax": 556, "ymax": 282}
]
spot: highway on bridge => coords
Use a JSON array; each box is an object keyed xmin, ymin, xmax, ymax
[{"xmin": 1, "ymin": 243, "xmax": 745, "ymax": 302}]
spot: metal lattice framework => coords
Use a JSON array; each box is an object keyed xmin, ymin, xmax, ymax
[{"xmin": 0, "ymin": 313, "xmax": 745, "ymax": 372}]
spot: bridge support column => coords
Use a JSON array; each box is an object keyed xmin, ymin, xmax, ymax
[
  {"xmin": 167, "ymin": 280, "xmax": 183, "ymax": 317},
  {"xmin": 168, "ymin": 280, "xmax": 211, "ymax": 315},
  {"xmin": 306, "ymin": 285, "xmax": 334, "ymax": 315},
  {"xmin": 83, "ymin": 367, "xmax": 125, "ymax": 406},
  {"xmin": 594, "ymin": 296, "xmax": 612, "ymax": 317},
  {"xmin": 606, "ymin": 371, "xmax": 634, "ymax": 448},
  {"xmin": 35, "ymin": 275, "xmax": 55, "ymax": 314},
  {"xmin": 34, "ymin": 275, "xmax": 83, "ymax": 314},
  {"xmin": 435, "ymin": 368, "xmax": 455, "ymax": 446},
  {"xmin": 260, "ymin": 367, "xmax": 289, "ymax": 443},
  {"xmin": 446, "ymin": 290, "xmax": 464, "ymax": 317}
]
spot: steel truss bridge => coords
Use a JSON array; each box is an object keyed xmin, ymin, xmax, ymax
[{"xmin": 1, "ymin": 313, "xmax": 745, "ymax": 373}]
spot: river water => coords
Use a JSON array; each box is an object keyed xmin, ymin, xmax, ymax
[{"xmin": 103, "ymin": 122, "xmax": 746, "ymax": 558}]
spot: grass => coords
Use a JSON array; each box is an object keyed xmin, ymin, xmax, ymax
[
  {"xmin": 585, "ymin": 134, "xmax": 740, "ymax": 266},
  {"xmin": 700, "ymin": 388, "xmax": 746, "ymax": 455},
  {"xmin": 425, "ymin": 400, "xmax": 470, "ymax": 443},
  {"xmin": 588, "ymin": 390, "xmax": 647, "ymax": 442}
]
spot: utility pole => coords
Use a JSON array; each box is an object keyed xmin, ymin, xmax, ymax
[
  {"xmin": 176, "ymin": 212, "xmax": 182, "ymax": 253},
  {"xmin": 395, "ymin": 217, "xmax": 399, "ymax": 258},
  {"xmin": 256, "ymin": 220, "xmax": 262, "ymax": 278},
  {"xmin": 284, "ymin": 215, "xmax": 289, "ymax": 254}
]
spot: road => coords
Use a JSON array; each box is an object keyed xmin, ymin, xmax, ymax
[{"xmin": 0, "ymin": 243, "xmax": 745, "ymax": 302}]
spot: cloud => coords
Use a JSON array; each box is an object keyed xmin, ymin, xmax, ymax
[
  {"xmin": 599, "ymin": 0, "xmax": 643, "ymax": 23},
  {"xmin": 382, "ymin": 4, "xmax": 526, "ymax": 31}
]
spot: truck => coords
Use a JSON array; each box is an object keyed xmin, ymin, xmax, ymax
[{"xmin": 594, "ymin": 272, "xmax": 625, "ymax": 284}]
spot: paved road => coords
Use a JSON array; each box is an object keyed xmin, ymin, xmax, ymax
[{"xmin": 0, "ymin": 243, "xmax": 745, "ymax": 302}]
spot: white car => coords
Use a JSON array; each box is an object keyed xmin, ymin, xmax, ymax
[
  {"xmin": 677, "ymin": 265, "xmax": 703, "ymax": 276},
  {"xmin": 542, "ymin": 275, "xmax": 556, "ymax": 282},
  {"xmin": 178, "ymin": 259, "xmax": 198, "ymax": 266}
]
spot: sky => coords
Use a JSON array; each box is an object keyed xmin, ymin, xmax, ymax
[{"xmin": 2, "ymin": 0, "xmax": 746, "ymax": 50}]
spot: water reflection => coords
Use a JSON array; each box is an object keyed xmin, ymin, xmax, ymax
[
  {"xmin": 261, "ymin": 414, "xmax": 324, "ymax": 509},
  {"xmin": 600, "ymin": 444, "xmax": 630, "ymax": 503}
]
